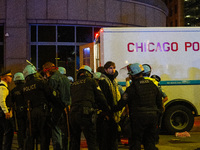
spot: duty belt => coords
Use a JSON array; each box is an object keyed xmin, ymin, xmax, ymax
[
  {"xmin": 71, "ymin": 105, "xmax": 95, "ymax": 115},
  {"xmin": 83, "ymin": 107, "xmax": 95, "ymax": 115},
  {"xmin": 32, "ymin": 103, "xmax": 48, "ymax": 109}
]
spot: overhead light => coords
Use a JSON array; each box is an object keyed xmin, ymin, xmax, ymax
[
  {"xmin": 5, "ymin": 33, "xmax": 9, "ymax": 37},
  {"xmin": 186, "ymin": 15, "xmax": 191, "ymax": 18}
]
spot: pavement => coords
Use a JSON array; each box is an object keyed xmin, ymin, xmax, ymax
[
  {"xmin": 10, "ymin": 116, "xmax": 200, "ymax": 150},
  {"xmin": 10, "ymin": 132, "xmax": 200, "ymax": 150}
]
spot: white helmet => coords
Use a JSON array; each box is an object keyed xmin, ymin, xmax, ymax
[
  {"xmin": 67, "ymin": 76, "xmax": 74, "ymax": 82},
  {"xmin": 79, "ymin": 65, "xmax": 92, "ymax": 73},
  {"xmin": 77, "ymin": 65, "xmax": 93, "ymax": 78},
  {"xmin": 13, "ymin": 72, "xmax": 25, "ymax": 81},
  {"xmin": 23, "ymin": 65, "xmax": 37, "ymax": 78},
  {"xmin": 58, "ymin": 67, "xmax": 66, "ymax": 75}
]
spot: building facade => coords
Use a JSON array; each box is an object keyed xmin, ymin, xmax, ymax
[
  {"xmin": 165, "ymin": 0, "xmax": 184, "ymax": 26},
  {"xmin": 0, "ymin": 0, "xmax": 168, "ymax": 80},
  {"xmin": 184, "ymin": 0, "xmax": 200, "ymax": 26},
  {"xmin": 165, "ymin": 0, "xmax": 200, "ymax": 27}
]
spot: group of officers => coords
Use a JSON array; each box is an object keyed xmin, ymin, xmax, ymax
[{"xmin": 0, "ymin": 60, "xmax": 165, "ymax": 150}]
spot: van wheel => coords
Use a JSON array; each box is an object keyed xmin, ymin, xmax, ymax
[{"xmin": 163, "ymin": 105, "xmax": 194, "ymax": 134}]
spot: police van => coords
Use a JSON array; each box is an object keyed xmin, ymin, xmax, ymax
[{"xmin": 80, "ymin": 27, "xmax": 200, "ymax": 134}]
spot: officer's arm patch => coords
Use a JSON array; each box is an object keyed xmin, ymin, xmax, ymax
[
  {"xmin": 53, "ymin": 90, "xmax": 57, "ymax": 96},
  {"xmin": 97, "ymin": 86, "xmax": 102, "ymax": 91}
]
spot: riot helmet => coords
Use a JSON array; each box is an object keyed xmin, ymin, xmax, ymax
[
  {"xmin": 77, "ymin": 65, "xmax": 93, "ymax": 78},
  {"xmin": 67, "ymin": 76, "xmax": 74, "ymax": 82},
  {"xmin": 23, "ymin": 65, "xmax": 37, "ymax": 78},
  {"xmin": 13, "ymin": 72, "xmax": 25, "ymax": 81},
  {"xmin": 58, "ymin": 67, "xmax": 66, "ymax": 75},
  {"xmin": 142, "ymin": 64, "xmax": 152, "ymax": 77},
  {"xmin": 128, "ymin": 63, "xmax": 144, "ymax": 76}
]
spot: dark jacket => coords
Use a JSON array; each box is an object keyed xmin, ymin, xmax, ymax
[
  {"xmin": 115, "ymin": 77, "xmax": 163, "ymax": 114},
  {"xmin": 70, "ymin": 75, "xmax": 109, "ymax": 112},
  {"xmin": 48, "ymin": 71, "xmax": 71, "ymax": 106},
  {"xmin": 23, "ymin": 73, "xmax": 55, "ymax": 108},
  {"xmin": 11, "ymin": 82, "xmax": 26, "ymax": 108},
  {"xmin": 98, "ymin": 73, "xmax": 119, "ymax": 110}
]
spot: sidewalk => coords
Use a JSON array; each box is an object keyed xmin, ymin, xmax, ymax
[{"xmin": 11, "ymin": 133, "xmax": 129, "ymax": 150}]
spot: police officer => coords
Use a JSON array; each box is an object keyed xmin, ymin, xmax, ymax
[
  {"xmin": 142, "ymin": 64, "xmax": 168, "ymax": 144},
  {"xmin": 43, "ymin": 62, "xmax": 71, "ymax": 150},
  {"xmin": 0, "ymin": 70, "xmax": 14, "ymax": 150},
  {"xmin": 70, "ymin": 65, "xmax": 110, "ymax": 150},
  {"xmin": 23, "ymin": 64, "xmax": 55, "ymax": 150},
  {"xmin": 114, "ymin": 63, "xmax": 163, "ymax": 150},
  {"xmin": 11, "ymin": 72, "xmax": 26, "ymax": 150}
]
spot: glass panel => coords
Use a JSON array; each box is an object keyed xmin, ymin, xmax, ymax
[
  {"xmin": 83, "ymin": 47, "xmax": 90, "ymax": 58},
  {"xmin": 57, "ymin": 46, "xmax": 75, "ymax": 79},
  {"xmin": 38, "ymin": 26, "xmax": 56, "ymax": 42},
  {"xmin": 31, "ymin": 25, "xmax": 36, "ymax": 42},
  {"xmin": 0, "ymin": 26, "xmax": 3, "ymax": 42},
  {"xmin": 58, "ymin": 26, "xmax": 75, "ymax": 42},
  {"xmin": 38, "ymin": 46, "xmax": 56, "ymax": 70},
  {"xmin": 76, "ymin": 46, "xmax": 80, "ymax": 70},
  {"xmin": 76, "ymin": 27, "xmax": 92, "ymax": 42},
  {"xmin": 31, "ymin": 45, "xmax": 36, "ymax": 67},
  {"xmin": 82, "ymin": 47, "xmax": 90, "ymax": 67},
  {"xmin": 83, "ymin": 58, "xmax": 90, "ymax": 66},
  {"xmin": 0, "ymin": 45, "xmax": 3, "ymax": 72}
]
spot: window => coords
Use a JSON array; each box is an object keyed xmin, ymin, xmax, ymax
[
  {"xmin": 169, "ymin": 8, "xmax": 173, "ymax": 17},
  {"xmin": 58, "ymin": 46, "xmax": 75, "ymax": 77},
  {"xmin": 38, "ymin": 26, "xmax": 56, "ymax": 42},
  {"xmin": 31, "ymin": 45, "xmax": 36, "ymax": 67},
  {"xmin": 30, "ymin": 24, "xmax": 102, "ymax": 79},
  {"xmin": 83, "ymin": 47, "xmax": 90, "ymax": 66},
  {"xmin": 58, "ymin": 26, "xmax": 75, "ymax": 42},
  {"xmin": 175, "ymin": 5, "xmax": 177, "ymax": 14},
  {"xmin": 76, "ymin": 27, "xmax": 92, "ymax": 42},
  {"xmin": 38, "ymin": 46, "xmax": 56, "ymax": 70},
  {"xmin": 31, "ymin": 26, "xmax": 36, "ymax": 42}
]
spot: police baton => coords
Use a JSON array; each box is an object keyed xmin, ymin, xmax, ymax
[
  {"xmin": 27, "ymin": 100, "xmax": 32, "ymax": 136},
  {"xmin": 14, "ymin": 103, "xmax": 18, "ymax": 131},
  {"xmin": 64, "ymin": 106, "xmax": 70, "ymax": 149}
]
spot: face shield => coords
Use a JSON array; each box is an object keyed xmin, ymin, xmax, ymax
[{"xmin": 119, "ymin": 64, "xmax": 132, "ymax": 80}]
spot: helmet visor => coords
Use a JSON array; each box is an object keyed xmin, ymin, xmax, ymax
[{"xmin": 119, "ymin": 64, "xmax": 132, "ymax": 78}]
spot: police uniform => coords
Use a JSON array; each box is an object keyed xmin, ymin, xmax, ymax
[
  {"xmin": 23, "ymin": 73, "xmax": 53, "ymax": 150},
  {"xmin": 115, "ymin": 77, "xmax": 163, "ymax": 150},
  {"xmin": 70, "ymin": 75, "xmax": 110, "ymax": 150},
  {"xmin": 0, "ymin": 70, "xmax": 14, "ymax": 150},
  {"xmin": 11, "ymin": 81, "xmax": 26, "ymax": 149}
]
